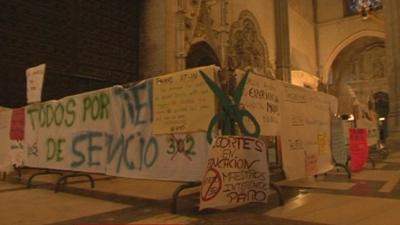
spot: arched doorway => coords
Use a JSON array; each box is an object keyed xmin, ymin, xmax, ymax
[
  {"xmin": 374, "ymin": 91, "xmax": 389, "ymax": 142},
  {"xmin": 185, "ymin": 42, "xmax": 220, "ymax": 69},
  {"xmin": 329, "ymin": 36, "xmax": 387, "ymax": 115}
]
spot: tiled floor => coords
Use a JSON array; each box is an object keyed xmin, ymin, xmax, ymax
[
  {"xmin": 1, "ymin": 148, "xmax": 400, "ymax": 225},
  {"xmin": 0, "ymin": 188, "xmax": 129, "ymax": 225}
]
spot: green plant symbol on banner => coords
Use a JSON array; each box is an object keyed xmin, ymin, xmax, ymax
[{"xmin": 199, "ymin": 70, "xmax": 260, "ymax": 144}]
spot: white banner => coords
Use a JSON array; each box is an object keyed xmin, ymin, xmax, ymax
[
  {"xmin": 0, "ymin": 66, "xmax": 339, "ymax": 182},
  {"xmin": 108, "ymin": 81, "xmax": 208, "ymax": 181},
  {"xmin": 19, "ymin": 68, "xmax": 213, "ymax": 181},
  {"xmin": 0, "ymin": 109, "xmax": 13, "ymax": 172},
  {"xmin": 200, "ymin": 136, "xmax": 269, "ymax": 210},
  {"xmin": 24, "ymin": 88, "xmax": 113, "ymax": 173},
  {"xmin": 280, "ymin": 83, "xmax": 334, "ymax": 180}
]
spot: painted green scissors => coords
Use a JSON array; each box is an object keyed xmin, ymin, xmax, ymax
[{"xmin": 199, "ymin": 70, "xmax": 261, "ymax": 144}]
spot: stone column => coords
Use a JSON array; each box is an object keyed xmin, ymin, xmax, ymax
[
  {"xmin": 274, "ymin": 0, "xmax": 291, "ymax": 82},
  {"xmin": 175, "ymin": 0, "xmax": 186, "ymax": 70},
  {"xmin": 383, "ymin": 0, "xmax": 400, "ymax": 146}
]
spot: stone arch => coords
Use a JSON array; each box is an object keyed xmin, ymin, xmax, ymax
[
  {"xmin": 185, "ymin": 41, "xmax": 220, "ymax": 68},
  {"xmin": 322, "ymin": 30, "xmax": 385, "ymax": 83},
  {"xmin": 227, "ymin": 10, "xmax": 272, "ymax": 76},
  {"xmin": 329, "ymin": 35, "xmax": 387, "ymax": 114}
]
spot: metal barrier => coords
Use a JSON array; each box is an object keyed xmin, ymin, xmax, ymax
[{"xmin": 25, "ymin": 168, "xmax": 95, "ymax": 192}]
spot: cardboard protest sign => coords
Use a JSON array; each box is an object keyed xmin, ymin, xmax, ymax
[
  {"xmin": 200, "ymin": 136, "xmax": 269, "ymax": 210},
  {"xmin": 153, "ymin": 66, "xmax": 217, "ymax": 134},
  {"xmin": 349, "ymin": 128, "xmax": 368, "ymax": 172},
  {"xmin": 9, "ymin": 108, "xmax": 25, "ymax": 140},
  {"xmin": 240, "ymin": 72, "xmax": 281, "ymax": 136},
  {"xmin": 26, "ymin": 64, "xmax": 46, "ymax": 103}
]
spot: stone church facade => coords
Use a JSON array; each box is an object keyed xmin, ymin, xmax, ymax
[
  {"xmin": 139, "ymin": 0, "xmax": 400, "ymax": 143},
  {"xmin": 3, "ymin": 0, "xmax": 400, "ymax": 143},
  {"xmin": 138, "ymin": 0, "xmax": 387, "ymax": 116}
]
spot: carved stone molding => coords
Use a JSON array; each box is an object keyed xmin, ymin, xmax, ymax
[
  {"xmin": 183, "ymin": 0, "xmax": 221, "ymax": 44},
  {"xmin": 342, "ymin": 44, "xmax": 385, "ymax": 82},
  {"xmin": 177, "ymin": 0, "xmax": 229, "ymax": 67},
  {"xmin": 227, "ymin": 10, "xmax": 272, "ymax": 75}
]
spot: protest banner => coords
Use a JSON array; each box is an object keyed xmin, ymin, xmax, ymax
[
  {"xmin": 20, "ymin": 68, "xmax": 212, "ymax": 181},
  {"xmin": 153, "ymin": 65, "xmax": 217, "ymax": 134},
  {"xmin": 349, "ymin": 128, "xmax": 368, "ymax": 172},
  {"xmin": 279, "ymin": 82, "xmax": 334, "ymax": 180},
  {"xmin": 0, "ymin": 66, "xmax": 339, "ymax": 183},
  {"xmin": 199, "ymin": 136, "xmax": 269, "ymax": 210},
  {"xmin": 26, "ymin": 64, "xmax": 46, "ymax": 103},
  {"xmin": 108, "ymin": 81, "xmax": 209, "ymax": 181}
]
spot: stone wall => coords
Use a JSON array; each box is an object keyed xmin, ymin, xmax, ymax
[
  {"xmin": 0, "ymin": 0, "xmax": 141, "ymax": 107},
  {"xmin": 288, "ymin": 0, "xmax": 318, "ymax": 75},
  {"xmin": 138, "ymin": 0, "xmax": 168, "ymax": 78}
]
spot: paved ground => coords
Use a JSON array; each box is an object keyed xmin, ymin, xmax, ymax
[{"xmin": 1, "ymin": 148, "xmax": 399, "ymax": 225}]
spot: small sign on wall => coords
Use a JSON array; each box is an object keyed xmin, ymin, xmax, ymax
[{"xmin": 26, "ymin": 64, "xmax": 46, "ymax": 103}]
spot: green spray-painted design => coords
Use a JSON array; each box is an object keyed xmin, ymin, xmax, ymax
[{"xmin": 199, "ymin": 70, "xmax": 260, "ymax": 144}]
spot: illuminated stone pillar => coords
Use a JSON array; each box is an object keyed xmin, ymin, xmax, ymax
[
  {"xmin": 274, "ymin": 0, "xmax": 291, "ymax": 82},
  {"xmin": 383, "ymin": 0, "xmax": 400, "ymax": 146}
]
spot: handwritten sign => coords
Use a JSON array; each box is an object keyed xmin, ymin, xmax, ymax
[
  {"xmin": 349, "ymin": 128, "xmax": 368, "ymax": 172},
  {"xmin": 200, "ymin": 136, "xmax": 269, "ymax": 210},
  {"xmin": 280, "ymin": 82, "xmax": 334, "ymax": 179},
  {"xmin": 9, "ymin": 108, "xmax": 25, "ymax": 140},
  {"xmin": 240, "ymin": 73, "xmax": 281, "ymax": 136},
  {"xmin": 153, "ymin": 66, "xmax": 217, "ymax": 134},
  {"xmin": 26, "ymin": 64, "xmax": 46, "ymax": 103},
  {"xmin": 317, "ymin": 132, "xmax": 329, "ymax": 154},
  {"xmin": 305, "ymin": 151, "xmax": 318, "ymax": 176},
  {"xmin": 357, "ymin": 115, "xmax": 379, "ymax": 146}
]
